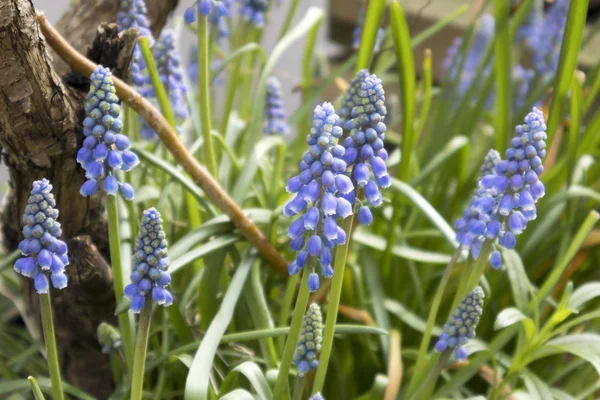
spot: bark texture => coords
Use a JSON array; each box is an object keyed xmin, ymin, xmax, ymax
[{"xmin": 0, "ymin": 0, "xmax": 177, "ymax": 397}]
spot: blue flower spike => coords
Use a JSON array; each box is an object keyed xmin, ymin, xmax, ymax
[
  {"xmin": 117, "ymin": 0, "xmax": 154, "ymax": 88},
  {"xmin": 124, "ymin": 208, "xmax": 173, "ymax": 313},
  {"xmin": 435, "ymin": 287, "xmax": 484, "ymax": 361},
  {"xmin": 340, "ymin": 70, "xmax": 390, "ymax": 224},
  {"xmin": 14, "ymin": 179, "xmax": 69, "ymax": 293},
  {"xmin": 264, "ymin": 77, "xmax": 289, "ymax": 135},
  {"xmin": 77, "ymin": 66, "xmax": 138, "ymax": 200},
  {"xmin": 455, "ymin": 107, "xmax": 547, "ymax": 269},
  {"xmin": 284, "ymin": 102, "xmax": 354, "ymax": 292},
  {"xmin": 239, "ymin": 0, "xmax": 269, "ymax": 27},
  {"xmin": 310, "ymin": 394, "xmax": 325, "ymax": 400},
  {"xmin": 530, "ymin": 0, "xmax": 569, "ymax": 76},
  {"xmin": 292, "ymin": 303, "xmax": 323, "ymax": 377}
]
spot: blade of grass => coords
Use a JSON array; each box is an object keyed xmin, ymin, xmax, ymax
[
  {"xmin": 493, "ymin": 0, "xmax": 512, "ymax": 153},
  {"xmin": 356, "ymin": 0, "xmax": 387, "ymax": 71},
  {"xmin": 546, "ymin": 0, "xmax": 589, "ymax": 145},
  {"xmin": 184, "ymin": 252, "xmax": 256, "ymax": 400}
]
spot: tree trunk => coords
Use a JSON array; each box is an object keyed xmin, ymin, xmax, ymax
[{"xmin": 0, "ymin": 0, "xmax": 178, "ymax": 397}]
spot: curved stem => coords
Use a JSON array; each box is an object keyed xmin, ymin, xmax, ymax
[
  {"xmin": 130, "ymin": 300, "xmax": 153, "ymax": 400},
  {"xmin": 107, "ymin": 195, "xmax": 135, "ymax": 368},
  {"xmin": 292, "ymin": 376, "xmax": 306, "ymax": 400},
  {"xmin": 278, "ymin": 0, "xmax": 301, "ymax": 39},
  {"xmin": 407, "ymin": 248, "xmax": 461, "ymax": 396},
  {"xmin": 273, "ymin": 270, "xmax": 311, "ymax": 400},
  {"xmin": 37, "ymin": 14, "xmax": 290, "ymax": 274},
  {"xmin": 312, "ymin": 216, "xmax": 354, "ymax": 393},
  {"xmin": 39, "ymin": 293, "xmax": 64, "ymax": 400},
  {"xmin": 198, "ymin": 15, "xmax": 218, "ymax": 178},
  {"xmin": 410, "ymin": 351, "xmax": 451, "ymax": 400}
]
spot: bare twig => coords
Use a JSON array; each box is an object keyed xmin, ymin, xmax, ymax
[{"xmin": 37, "ymin": 13, "xmax": 289, "ymax": 274}]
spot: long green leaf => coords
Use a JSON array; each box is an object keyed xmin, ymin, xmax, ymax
[
  {"xmin": 356, "ymin": 0, "xmax": 387, "ymax": 71},
  {"xmin": 212, "ymin": 43, "xmax": 265, "ymax": 84},
  {"xmin": 411, "ymin": 136, "xmax": 468, "ymax": 186},
  {"xmin": 0, "ymin": 377, "xmax": 95, "ymax": 400},
  {"xmin": 231, "ymin": 7, "xmax": 325, "ymax": 203},
  {"xmin": 546, "ymin": 0, "xmax": 589, "ymax": 144},
  {"xmin": 184, "ymin": 252, "xmax": 256, "ymax": 400},
  {"xmin": 529, "ymin": 333, "xmax": 600, "ymax": 375},
  {"xmin": 493, "ymin": 0, "xmax": 512, "ymax": 152},
  {"xmin": 170, "ymin": 234, "xmax": 241, "ymax": 274},
  {"xmin": 221, "ymin": 361, "xmax": 272, "ymax": 400}
]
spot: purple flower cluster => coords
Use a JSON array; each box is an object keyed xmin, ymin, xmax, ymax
[
  {"xmin": 442, "ymin": 13, "xmax": 494, "ymax": 96},
  {"xmin": 77, "ymin": 66, "xmax": 138, "ymax": 200},
  {"xmin": 310, "ymin": 394, "xmax": 325, "ymax": 400},
  {"xmin": 239, "ymin": 0, "xmax": 269, "ymax": 27},
  {"xmin": 185, "ymin": 1, "xmax": 231, "ymax": 43},
  {"xmin": 14, "ymin": 179, "xmax": 69, "ymax": 294},
  {"xmin": 141, "ymin": 30, "xmax": 189, "ymax": 139},
  {"xmin": 530, "ymin": 0, "xmax": 569, "ymax": 76},
  {"xmin": 117, "ymin": 0, "xmax": 154, "ymax": 88},
  {"xmin": 512, "ymin": 65, "xmax": 535, "ymax": 114},
  {"xmin": 124, "ymin": 208, "xmax": 173, "ymax": 313},
  {"xmin": 292, "ymin": 303, "xmax": 322, "ymax": 376},
  {"xmin": 340, "ymin": 70, "xmax": 390, "ymax": 225},
  {"xmin": 455, "ymin": 108, "xmax": 547, "ymax": 269},
  {"xmin": 352, "ymin": 6, "xmax": 384, "ymax": 53},
  {"xmin": 284, "ymin": 103, "xmax": 354, "ymax": 292},
  {"xmin": 264, "ymin": 77, "xmax": 289, "ymax": 135},
  {"xmin": 435, "ymin": 287, "xmax": 484, "ymax": 361}
]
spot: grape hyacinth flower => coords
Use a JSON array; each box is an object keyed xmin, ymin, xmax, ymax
[
  {"xmin": 77, "ymin": 66, "xmax": 138, "ymax": 200},
  {"xmin": 442, "ymin": 13, "xmax": 494, "ymax": 96},
  {"xmin": 97, "ymin": 322, "xmax": 122, "ymax": 354},
  {"xmin": 516, "ymin": 0, "xmax": 543, "ymax": 46},
  {"xmin": 530, "ymin": 0, "xmax": 569, "ymax": 76},
  {"xmin": 454, "ymin": 108, "xmax": 547, "ymax": 269},
  {"xmin": 512, "ymin": 65, "xmax": 536, "ymax": 114},
  {"xmin": 264, "ymin": 77, "xmax": 289, "ymax": 135},
  {"xmin": 117, "ymin": 0, "xmax": 154, "ymax": 89},
  {"xmin": 239, "ymin": 0, "xmax": 269, "ymax": 27},
  {"xmin": 292, "ymin": 303, "xmax": 323, "ymax": 376},
  {"xmin": 186, "ymin": 1, "xmax": 231, "ymax": 42},
  {"xmin": 310, "ymin": 394, "xmax": 325, "ymax": 400},
  {"xmin": 284, "ymin": 103, "xmax": 354, "ymax": 292},
  {"xmin": 435, "ymin": 287, "xmax": 484, "ymax": 361},
  {"xmin": 352, "ymin": 6, "xmax": 384, "ymax": 53},
  {"xmin": 14, "ymin": 179, "xmax": 69, "ymax": 293},
  {"xmin": 339, "ymin": 70, "xmax": 390, "ymax": 225},
  {"xmin": 124, "ymin": 208, "xmax": 173, "ymax": 313},
  {"xmin": 140, "ymin": 30, "xmax": 189, "ymax": 139}
]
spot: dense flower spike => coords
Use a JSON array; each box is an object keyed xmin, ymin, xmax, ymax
[
  {"xmin": 455, "ymin": 108, "xmax": 547, "ymax": 269},
  {"xmin": 264, "ymin": 77, "xmax": 289, "ymax": 135},
  {"xmin": 340, "ymin": 70, "xmax": 390, "ymax": 223},
  {"xmin": 186, "ymin": 1, "xmax": 231, "ymax": 41},
  {"xmin": 14, "ymin": 179, "xmax": 69, "ymax": 293},
  {"xmin": 239, "ymin": 0, "xmax": 269, "ymax": 27},
  {"xmin": 310, "ymin": 394, "xmax": 325, "ymax": 400},
  {"xmin": 97, "ymin": 322, "xmax": 122, "ymax": 354},
  {"xmin": 352, "ymin": 6, "xmax": 384, "ymax": 53},
  {"xmin": 442, "ymin": 13, "xmax": 494, "ymax": 96},
  {"xmin": 516, "ymin": 0, "xmax": 543, "ymax": 45},
  {"xmin": 435, "ymin": 287, "xmax": 484, "ymax": 361},
  {"xmin": 124, "ymin": 208, "xmax": 173, "ymax": 313},
  {"xmin": 117, "ymin": 0, "xmax": 154, "ymax": 88},
  {"xmin": 140, "ymin": 30, "xmax": 189, "ymax": 139},
  {"xmin": 512, "ymin": 65, "xmax": 535, "ymax": 114},
  {"xmin": 77, "ymin": 66, "xmax": 138, "ymax": 199},
  {"xmin": 530, "ymin": 0, "xmax": 569, "ymax": 76},
  {"xmin": 293, "ymin": 303, "xmax": 323, "ymax": 376},
  {"xmin": 284, "ymin": 102, "xmax": 354, "ymax": 291}
]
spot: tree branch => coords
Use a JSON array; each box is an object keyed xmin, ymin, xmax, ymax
[{"xmin": 37, "ymin": 12, "xmax": 291, "ymax": 275}]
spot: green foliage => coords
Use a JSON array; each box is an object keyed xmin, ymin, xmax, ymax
[{"xmin": 2, "ymin": 1, "xmax": 600, "ymax": 399}]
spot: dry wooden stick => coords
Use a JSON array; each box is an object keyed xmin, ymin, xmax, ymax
[{"xmin": 36, "ymin": 12, "xmax": 289, "ymax": 274}]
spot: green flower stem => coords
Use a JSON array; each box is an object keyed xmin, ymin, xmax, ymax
[
  {"xmin": 277, "ymin": 274, "xmax": 300, "ymax": 353},
  {"xmin": 312, "ymin": 216, "xmax": 354, "ymax": 393},
  {"xmin": 407, "ymin": 247, "xmax": 461, "ymax": 397},
  {"xmin": 292, "ymin": 376, "xmax": 306, "ymax": 400},
  {"xmin": 493, "ymin": 0, "xmax": 511, "ymax": 153},
  {"xmin": 107, "ymin": 195, "xmax": 135, "ymax": 368},
  {"xmin": 39, "ymin": 293, "xmax": 64, "ymax": 400},
  {"xmin": 130, "ymin": 300, "xmax": 153, "ymax": 400},
  {"xmin": 415, "ymin": 48, "xmax": 432, "ymax": 142},
  {"xmin": 37, "ymin": 14, "xmax": 290, "ymax": 273},
  {"xmin": 198, "ymin": 15, "xmax": 218, "ymax": 179},
  {"xmin": 278, "ymin": 0, "xmax": 300, "ymax": 39},
  {"xmin": 273, "ymin": 270, "xmax": 311, "ymax": 400},
  {"xmin": 271, "ymin": 143, "xmax": 286, "ymax": 207},
  {"xmin": 239, "ymin": 27, "xmax": 264, "ymax": 119},
  {"xmin": 410, "ymin": 351, "xmax": 451, "ymax": 400}
]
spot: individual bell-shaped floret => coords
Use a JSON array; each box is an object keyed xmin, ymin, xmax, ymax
[
  {"xmin": 97, "ymin": 322, "xmax": 122, "ymax": 354},
  {"xmin": 293, "ymin": 303, "xmax": 323, "ymax": 376},
  {"xmin": 264, "ymin": 77, "xmax": 289, "ymax": 135},
  {"xmin": 77, "ymin": 65, "xmax": 138, "ymax": 200},
  {"xmin": 14, "ymin": 179, "xmax": 69, "ymax": 293},
  {"xmin": 124, "ymin": 208, "xmax": 173, "ymax": 313},
  {"xmin": 435, "ymin": 287, "xmax": 484, "ymax": 361}
]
